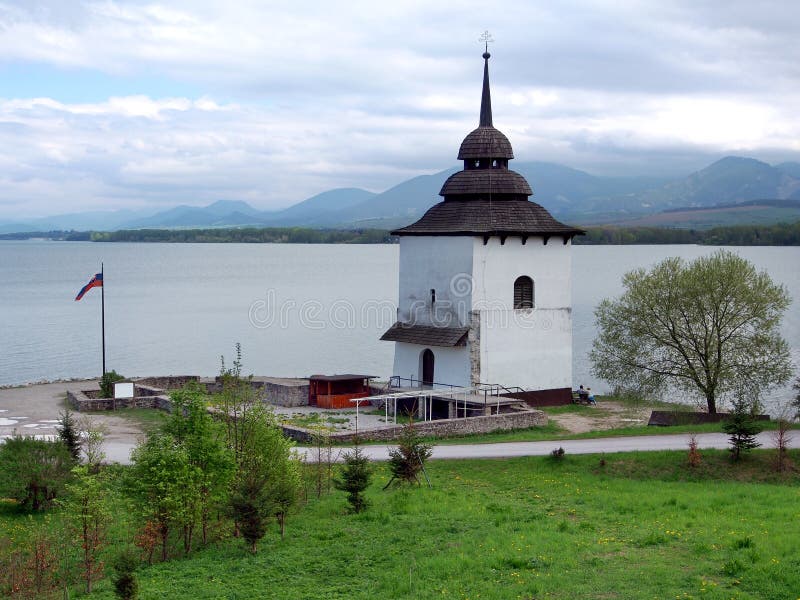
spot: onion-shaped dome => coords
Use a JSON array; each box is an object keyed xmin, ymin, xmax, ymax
[{"xmin": 457, "ymin": 126, "xmax": 514, "ymax": 160}]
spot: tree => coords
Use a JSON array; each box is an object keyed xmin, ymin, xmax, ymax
[
  {"xmin": 128, "ymin": 433, "xmax": 200, "ymax": 561},
  {"xmin": 591, "ymin": 251, "xmax": 792, "ymax": 413},
  {"xmin": 384, "ymin": 420, "xmax": 432, "ymax": 488},
  {"xmin": 61, "ymin": 466, "xmax": 111, "ymax": 593},
  {"xmin": 0, "ymin": 435, "xmax": 73, "ymax": 510},
  {"xmin": 164, "ymin": 383, "xmax": 234, "ymax": 547},
  {"xmin": 723, "ymin": 406, "xmax": 763, "ymax": 461},
  {"xmin": 792, "ymin": 376, "xmax": 800, "ymax": 421},
  {"xmin": 80, "ymin": 417, "xmax": 108, "ymax": 473},
  {"xmin": 228, "ymin": 404, "xmax": 300, "ymax": 552},
  {"xmin": 57, "ymin": 407, "xmax": 81, "ymax": 462},
  {"xmin": 334, "ymin": 444, "xmax": 372, "ymax": 512},
  {"xmin": 272, "ymin": 456, "xmax": 302, "ymax": 539}
]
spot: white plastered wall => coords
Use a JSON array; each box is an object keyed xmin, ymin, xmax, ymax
[
  {"xmin": 471, "ymin": 236, "xmax": 573, "ymax": 389},
  {"xmin": 392, "ymin": 342, "xmax": 471, "ymax": 388},
  {"xmin": 397, "ymin": 236, "xmax": 473, "ymax": 327}
]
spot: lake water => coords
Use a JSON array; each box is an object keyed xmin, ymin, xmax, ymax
[{"xmin": 1, "ymin": 242, "xmax": 797, "ymax": 414}]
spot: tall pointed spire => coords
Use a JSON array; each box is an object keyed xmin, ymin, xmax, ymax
[{"xmin": 480, "ymin": 51, "xmax": 492, "ymax": 127}]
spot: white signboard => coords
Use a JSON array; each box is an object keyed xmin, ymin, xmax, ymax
[{"xmin": 114, "ymin": 382, "xmax": 134, "ymax": 399}]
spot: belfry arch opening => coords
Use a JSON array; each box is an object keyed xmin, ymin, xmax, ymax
[{"xmin": 514, "ymin": 276, "xmax": 534, "ymax": 309}]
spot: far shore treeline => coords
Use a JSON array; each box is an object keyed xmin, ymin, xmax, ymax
[{"xmin": 2, "ymin": 220, "xmax": 800, "ymax": 245}]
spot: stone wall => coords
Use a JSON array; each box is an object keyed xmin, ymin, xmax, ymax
[
  {"xmin": 281, "ymin": 408, "xmax": 546, "ymax": 443},
  {"xmin": 134, "ymin": 376, "xmax": 200, "ymax": 389},
  {"xmin": 67, "ymin": 389, "xmax": 173, "ymax": 412},
  {"xmin": 205, "ymin": 377, "xmax": 310, "ymax": 407}
]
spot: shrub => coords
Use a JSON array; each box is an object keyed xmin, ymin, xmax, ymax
[
  {"xmin": 334, "ymin": 445, "xmax": 372, "ymax": 513},
  {"xmin": 0, "ymin": 435, "xmax": 73, "ymax": 510},
  {"xmin": 550, "ymin": 447, "xmax": 565, "ymax": 461},
  {"xmin": 112, "ymin": 549, "xmax": 139, "ymax": 600},
  {"xmin": 99, "ymin": 370, "xmax": 126, "ymax": 399},
  {"xmin": 687, "ymin": 434, "xmax": 702, "ymax": 468},
  {"xmin": 384, "ymin": 420, "xmax": 432, "ymax": 488}
]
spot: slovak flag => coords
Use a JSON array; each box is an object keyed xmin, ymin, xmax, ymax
[{"xmin": 75, "ymin": 273, "xmax": 103, "ymax": 301}]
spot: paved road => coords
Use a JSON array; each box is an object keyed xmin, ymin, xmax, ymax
[{"xmin": 104, "ymin": 431, "xmax": 779, "ymax": 464}]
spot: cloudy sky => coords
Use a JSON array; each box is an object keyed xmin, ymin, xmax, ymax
[{"xmin": 1, "ymin": 0, "xmax": 798, "ymax": 219}]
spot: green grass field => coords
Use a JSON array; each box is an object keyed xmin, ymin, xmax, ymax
[{"xmin": 5, "ymin": 450, "xmax": 796, "ymax": 599}]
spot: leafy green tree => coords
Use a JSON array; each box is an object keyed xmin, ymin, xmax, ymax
[
  {"xmin": 61, "ymin": 466, "xmax": 111, "ymax": 593},
  {"xmin": 164, "ymin": 383, "xmax": 234, "ymax": 547},
  {"xmin": 384, "ymin": 420, "xmax": 433, "ymax": 488},
  {"xmin": 128, "ymin": 433, "xmax": 200, "ymax": 561},
  {"xmin": 57, "ymin": 407, "xmax": 82, "ymax": 461},
  {"xmin": 272, "ymin": 456, "xmax": 302, "ymax": 539},
  {"xmin": 591, "ymin": 250, "xmax": 792, "ymax": 413},
  {"xmin": 334, "ymin": 445, "xmax": 372, "ymax": 512},
  {"xmin": 229, "ymin": 404, "xmax": 300, "ymax": 552},
  {"xmin": 80, "ymin": 417, "xmax": 108, "ymax": 473},
  {"xmin": 215, "ymin": 344, "xmax": 259, "ymax": 466},
  {"xmin": 0, "ymin": 435, "xmax": 73, "ymax": 510}
]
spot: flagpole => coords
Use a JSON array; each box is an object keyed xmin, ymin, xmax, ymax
[{"xmin": 101, "ymin": 262, "xmax": 106, "ymax": 375}]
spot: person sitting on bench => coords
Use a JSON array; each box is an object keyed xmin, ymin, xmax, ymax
[
  {"xmin": 575, "ymin": 385, "xmax": 589, "ymax": 403},
  {"xmin": 587, "ymin": 388, "xmax": 596, "ymax": 405}
]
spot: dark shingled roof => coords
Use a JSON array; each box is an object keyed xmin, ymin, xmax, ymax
[
  {"xmin": 392, "ymin": 200, "xmax": 583, "ymax": 237},
  {"xmin": 380, "ymin": 322, "xmax": 469, "ymax": 347},
  {"xmin": 393, "ymin": 51, "xmax": 584, "ymax": 240},
  {"xmin": 440, "ymin": 169, "xmax": 531, "ymax": 197},
  {"xmin": 457, "ymin": 126, "xmax": 514, "ymax": 160}
]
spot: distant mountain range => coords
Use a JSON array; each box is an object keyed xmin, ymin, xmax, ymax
[{"xmin": 3, "ymin": 156, "xmax": 800, "ymax": 234}]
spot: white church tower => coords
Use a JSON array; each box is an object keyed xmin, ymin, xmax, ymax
[{"xmin": 381, "ymin": 49, "xmax": 583, "ymax": 403}]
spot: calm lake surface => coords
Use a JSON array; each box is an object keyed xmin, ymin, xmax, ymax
[{"xmin": 1, "ymin": 242, "xmax": 797, "ymax": 413}]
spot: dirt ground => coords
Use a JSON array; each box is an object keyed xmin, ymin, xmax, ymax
[
  {"xmin": 548, "ymin": 400, "xmax": 652, "ymax": 433},
  {"xmin": 0, "ymin": 380, "xmax": 144, "ymax": 444},
  {"xmin": 1, "ymin": 381, "xmax": 653, "ymax": 450}
]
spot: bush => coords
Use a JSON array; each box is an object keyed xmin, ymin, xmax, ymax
[
  {"xmin": 550, "ymin": 447, "xmax": 566, "ymax": 461},
  {"xmin": 0, "ymin": 435, "xmax": 73, "ymax": 510},
  {"xmin": 112, "ymin": 549, "xmax": 139, "ymax": 600},
  {"xmin": 99, "ymin": 370, "xmax": 126, "ymax": 399},
  {"xmin": 385, "ymin": 420, "xmax": 432, "ymax": 488}
]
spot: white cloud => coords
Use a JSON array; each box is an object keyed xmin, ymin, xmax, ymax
[{"xmin": 0, "ymin": 0, "xmax": 798, "ymax": 219}]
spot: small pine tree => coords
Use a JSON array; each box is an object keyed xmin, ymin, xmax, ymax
[
  {"xmin": 230, "ymin": 475, "xmax": 270, "ymax": 554},
  {"xmin": 112, "ymin": 549, "xmax": 139, "ymax": 600},
  {"xmin": 334, "ymin": 445, "xmax": 372, "ymax": 513},
  {"xmin": 384, "ymin": 419, "xmax": 432, "ymax": 489},
  {"xmin": 57, "ymin": 407, "xmax": 81, "ymax": 461},
  {"xmin": 723, "ymin": 410, "xmax": 762, "ymax": 461}
]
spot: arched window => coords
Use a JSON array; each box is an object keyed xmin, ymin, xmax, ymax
[
  {"xmin": 514, "ymin": 276, "xmax": 534, "ymax": 309},
  {"xmin": 420, "ymin": 349, "xmax": 435, "ymax": 387}
]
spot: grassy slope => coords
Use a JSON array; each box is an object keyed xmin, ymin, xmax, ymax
[{"xmin": 55, "ymin": 451, "xmax": 800, "ymax": 600}]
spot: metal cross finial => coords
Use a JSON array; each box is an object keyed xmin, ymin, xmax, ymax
[{"xmin": 479, "ymin": 30, "xmax": 494, "ymax": 53}]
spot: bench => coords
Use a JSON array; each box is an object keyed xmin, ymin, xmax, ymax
[{"xmin": 571, "ymin": 391, "xmax": 595, "ymax": 405}]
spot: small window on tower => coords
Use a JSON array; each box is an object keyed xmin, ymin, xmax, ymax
[
  {"xmin": 513, "ymin": 276, "xmax": 534, "ymax": 309},
  {"xmin": 430, "ymin": 289, "xmax": 436, "ymax": 305}
]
